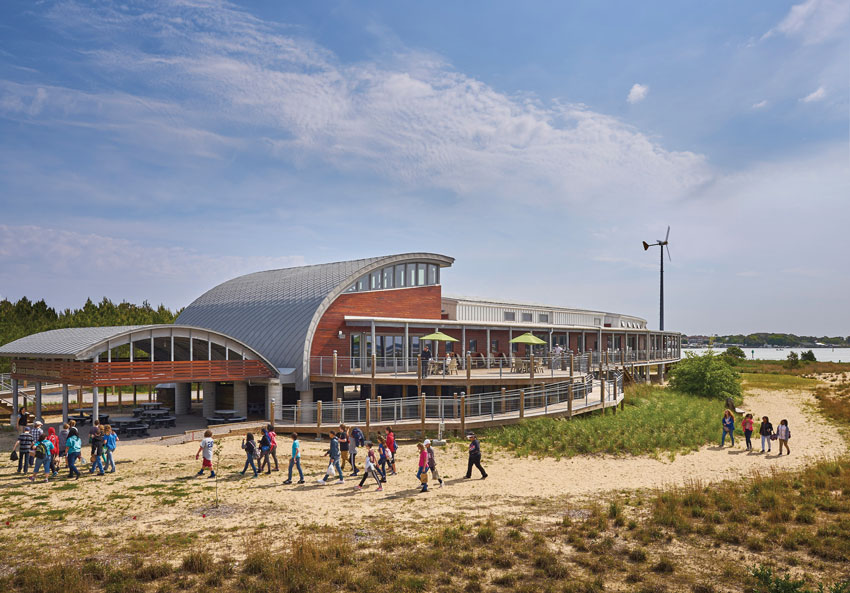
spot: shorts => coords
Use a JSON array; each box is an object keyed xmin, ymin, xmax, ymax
[{"xmin": 202, "ymin": 458, "xmax": 213, "ymax": 469}]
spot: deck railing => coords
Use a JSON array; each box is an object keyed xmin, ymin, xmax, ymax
[
  {"xmin": 274, "ymin": 374, "xmax": 612, "ymax": 428},
  {"xmin": 309, "ymin": 349, "xmax": 678, "ymax": 378}
]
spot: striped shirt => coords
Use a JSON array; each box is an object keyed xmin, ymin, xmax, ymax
[{"xmin": 17, "ymin": 432, "xmax": 34, "ymax": 452}]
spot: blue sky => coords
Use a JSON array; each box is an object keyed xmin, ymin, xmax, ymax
[{"xmin": 0, "ymin": 0, "xmax": 848, "ymax": 335}]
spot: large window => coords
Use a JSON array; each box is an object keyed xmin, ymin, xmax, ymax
[
  {"xmin": 346, "ymin": 261, "xmax": 442, "ymax": 294},
  {"xmin": 490, "ymin": 339, "xmax": 499, "ymax": 353},
  {"xmin": 469, "ymin": 339, "xmax": 478, "ymax": 353},
  {"xmin": 504, "ymin": 312, "xmax": 515, "ymax": 321},
  {"xmin": 521, "ymin": 313, "xmax": 532, "ymax": 322}
]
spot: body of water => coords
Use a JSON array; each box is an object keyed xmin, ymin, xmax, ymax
[{"xmin": 684, "ymin": 347, "xmax": 850, "ymax": 363}]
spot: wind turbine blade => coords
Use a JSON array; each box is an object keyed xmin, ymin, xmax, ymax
[
  {"xmin": 666, "ymin": 244, "xmax": 671, "ymax": 261},
  {"xmin": 665, "ymin": 225, "xmax": 670, "ymax": 243}
]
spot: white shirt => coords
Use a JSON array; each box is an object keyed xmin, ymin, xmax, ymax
[{"xmin": 200, "ymin": 437, "xmax": 214, "ymax": 460}]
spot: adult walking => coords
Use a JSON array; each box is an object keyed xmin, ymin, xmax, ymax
[
  {"xmin": 66, "ymin": 427, "xmax": 82, "ymax": 479},
  {"xmin": 776, "ymin": 419, "xmax": 791, "ymax": 456},
  {"xmin": 12, "ymin": 426, "xmax": 34, "ymax": 474},
  {"xmin": 464, "ymin": 432, "xmax": 487, "ymax": 479},
  {"xmin": 283, "ymin": 433, "xmax": 304, "ymax": 484},
  {"xmin": 759, "ymin": 416, "xmax": 774, "ymax": 453},
  {"xmin": 742, "ymin": 414, "xmax": 754, "ymax": 451},
  {"xmin": 721, "ymin": 409, "xmax": 735, "ymax": 447}
]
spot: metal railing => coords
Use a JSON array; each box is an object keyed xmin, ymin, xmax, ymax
[
  {"xmin": 274, "ymin": 374, "xmax": 619, "ymax": 428},
  {"xmin": 310, "ymin": 349, "xmax": 679, "ymax": 377}
]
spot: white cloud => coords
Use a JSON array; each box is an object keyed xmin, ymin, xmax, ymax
[
  {"xmin": 627, "ymin": 83, "xmax": 649, "ymax": 104},
  {"xmin": 4, "ymin": 0, "xmax": 710, "ymax": 209},
  {"xmin": 752, "ymin": 100, "xmax": 767, "ymax": 109},
  {"xmin": 800, "ymin": 86, "xmax": 826, "ymax": 102},
  {"xmin": 763, "ymin": 0, "xmax": 850, "ymax": 45}
]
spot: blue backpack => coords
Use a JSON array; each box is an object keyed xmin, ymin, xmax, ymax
[{"xmin": 352, "ymin": 427, "xmax": 365, "ymax": 446}]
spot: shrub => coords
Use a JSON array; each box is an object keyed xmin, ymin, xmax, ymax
[
  {"xmin": 181, "ymin": 550, "xmax": 214, "ymax": 574},
  {"xmin": 725, "ymin": 346, "xmax": 747, "ymax": 359},
  {"xmin": 785, "ymin": 351, "xmax": 800, "ymax": 368},
  {"xmin": 800, "ymin": 350, "xmax": 817, "ymax": 362},
  {"xmin": 668, "ymin": 350, "xmax": 742, "ymax": 400}
]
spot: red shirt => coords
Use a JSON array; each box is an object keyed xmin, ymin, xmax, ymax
[
  {"xmin": 386, "ymin": 431, "xmax": 395, "ymax": 452},
  {"xmin": 742, "ymin": 418, "xmax": 754, "ymax": 431}
]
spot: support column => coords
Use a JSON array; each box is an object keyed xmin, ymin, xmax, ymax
[
  {"xmin": 202, "ymin": 382, "xmax": 216, "ymax": 418},
  {"xmin": 175, "ymin": 382, "xmax": 191, "ymax": 415},
  {"xmin": 92, "ymin": 386, "xmax": 99, "ymax": 421},
  {"xmin": 35, "ymin": 381, "xmax": 43, "ymax": 422},
  {"xmin": 267, "ymin": 380, "xmax": 282, "ymax": 421},
  {"xmin": 11, "ymin": 378, "xmax": 19, "ymax": 428},
  {"xmin": 62, "ymin": 384, "xmax": 70, "ymax": 424},
  {"xmin": 233, "ymin": 381, "xmax": 248, "ymax": 418},
  {"xmin": 299, "ymin": 388, "xmax": 314, "ymax": 424}
]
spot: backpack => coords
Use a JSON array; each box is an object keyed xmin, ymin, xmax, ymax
[
  {"xmin": 35, "ymin": 441, "xmax": 48, "ymax": 460},
  {"xmin": 352, "ymin": 427, "xmax": 364, "ymax": 446}
]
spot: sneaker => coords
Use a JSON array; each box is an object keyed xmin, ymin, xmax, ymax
[
  {"xmin": 283, "ymin": 479, "xmax": 292, "ymax": 485},
  {"xmin": 380, "ymin": 478, "xmax": 387, "ymax": 483},
  {"xmin": 355, "ymin": 485, "xmax": 362, "ymax": 490},
  {"xmin": 481, "ymin": 475, "xmax": 488, "ymax": 480},
  {"xmin": 197, "ymin": 470, "xmax": 204, "ymax": 476},
  {"xmin": 273, "ymin": 468, "xmax": 280, "ymax": 472},
  {"xmin": 297, "ymin": 479, "xmax": 305, "ymax": 484},
  {"xmin": 252, "ymin": 473, "xmax": 258, "ymax": 478},
  {"xmin": 208, "ymin": 473, "xmax": 215, "ymax": 478},
  {"xmin": 350, "ymin": 471, "xmax": 359, "ymax": 476},
  {"xmin": 439, "ymin": 482, "xmax": 444, "ymax": 488},
  {"xmin": 336, "ymin": 479, "xmax": 345, "ymax": 484},
  {"xmin": 376, "ymin": 486, "xmax": 383, "ymax": 491},
  {"xmin": 317, "ymin": 478, "xmax": 327, "ymax": 484}
]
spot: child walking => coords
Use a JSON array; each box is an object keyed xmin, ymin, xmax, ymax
[
  {"xmin": 776, "ymin": 419, "xmax": 791, "ymax": 455},
  {"xmin": 66, "ymin": 427, "xmax": 82, "ymax": 479},
  {"xmin": 258, "ymin": 428, "xmax": 272, "ymax": 475},
  {"xmin": 424, "ymin": 439, "xmax": 444, "ymax": 488},
  {"xmin": 416, "ymin": 442, "xmax": 429, "ymax": 493},
  {"xmin": 318, "ymin": 431, "xmax": 344, "ymax": 484},
  {"xmin": 283, "ymin": 433, "xmax": 304, "ymax": 484},
  {"xmin": 240, "ymin": 433, "xmax": 259, "ymax": 477},
  {"xmin": 348, "ymin": 426, "xmax": 359, "ymax": 476},
  {"xmin": 89, "ymin": 427, "xmax": 105, "ymax": 476},
  {"xmin": 759, "ymin": 416, "xmax": 774, "ymax": 453},
  {"xmin": 742, "ymin": 413, "xmax": 754, "ymax": 451},
  {"xmin": 356, "ymin": 442, "xmax": 383, "ymax": 491},
  {"xmin": 47, "ymin": 427, "xmax": 60, "ymax": 477},
  {"xmin": 376, "ymin": 435, "xmax": 391, "ymax": 482},
  {"xmin": 721, "ymin": 409, "xmax": 735, "ymax": 447},
  {"xmin": 196, "ymin": 429, "xmax": 216, "ymax": 478},
  {"xmin": 103, "ymin": 425, "xmax": 119, "ymax": 473},
  {"xmin": 385, "ymin": 427, "xmax": 397, "ymax": 475},
  {"xmin": 30, "ymin": 433, "xmax": 54, "ymax": 482}
]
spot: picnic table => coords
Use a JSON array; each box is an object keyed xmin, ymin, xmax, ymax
[
  {"xmin": 207, "ymin": 409, "xmax": 247, "ymax": 425},
  {"xmin": 214, "ymin": 409, "xmax": 239, "ymax": 418},
  {"xmin": 139, "ymin": 402, "xmax": 164, "ymax": 410}
]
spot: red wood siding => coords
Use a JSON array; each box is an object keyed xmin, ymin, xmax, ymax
[{"xmin": 311, "ymin": 286, "xmax": 442, "ymax": 358}]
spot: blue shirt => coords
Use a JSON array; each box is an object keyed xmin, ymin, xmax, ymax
[
  {"xmin": 105, "ymin": 433, "xmax": 118, "ymax": 451},
  {"xmin": 723, "ymin": 416, "xmax": 734, "ymax": 431},
  {"xmin": 328, "ymin": 437, "xmax": 339, "ymax": 460},
  {"xmin": 66, "ymin": 435, "xmax": 82, "ymax": 455},
  {"xmin": 291, "ymin": 439, "xmax": 301, "ymax": 458}
]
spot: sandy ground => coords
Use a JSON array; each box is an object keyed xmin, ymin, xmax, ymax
[{"xmin": 0, "ymin": 382, "xmax": 846, "ymax": 550}]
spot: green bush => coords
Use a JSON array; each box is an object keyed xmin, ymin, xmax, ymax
[
  {"xmin": 800, "ymin": 350, "xmax": 817, "ymax": 362},
  {"xmin": 668, "ymin": 350, "xmax": 742, "ymax": 400},
  {"xmin": 725, "ymin": 346, "xmax": 747, "ymax": 359},
  {"xmin": 785, "ymin": 351, "xmax": 800, "ymax": 368}
]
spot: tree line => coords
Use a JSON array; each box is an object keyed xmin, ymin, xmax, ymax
[
  {"xmin": 696, "ymin": 333, "xmax": 850, "ymax": 347},
  {"xmin": 0, "ymin": 297, "xmax": 181, "ymax": 372}
]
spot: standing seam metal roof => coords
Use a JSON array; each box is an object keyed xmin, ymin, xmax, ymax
[{"xmin": 175, "ymin": 253, "xmax": 454, "ymax": 390}]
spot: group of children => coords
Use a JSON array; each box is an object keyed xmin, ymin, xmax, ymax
[
  {"xmin": 196, "ymin": 423, "xmax": 481, "ymax": 494},
  {"xmin": 12, "ymin": 418, "xmax": 118, "ymax": 482},
  {"xmin": 721, "ymin": 410, "xmax": 791, "ymax": 455}
]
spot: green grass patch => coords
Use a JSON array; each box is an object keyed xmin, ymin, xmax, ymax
[
  {"xmin": 481, "ymin": 385, "xmax": 725, "ymax": 459},
  {"xmin": 742, "ymin": 373, "xmax": 818, "ymax": 391}
]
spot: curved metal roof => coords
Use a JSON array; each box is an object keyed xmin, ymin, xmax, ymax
[
  {"xmin": 0, "ymin": 324, "xmax": 278, "ymax": 371},
  {"xmin": 176, "ymin": 253, "xmax": 454, "ymax": 390}
]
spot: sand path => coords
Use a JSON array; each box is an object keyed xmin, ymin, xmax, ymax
[{"xmin": 0, "ymin": 385, "xmax": 845, "ymax": 544}]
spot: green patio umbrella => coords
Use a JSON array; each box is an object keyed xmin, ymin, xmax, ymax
[
  {"xmin": 509, "ymin": 332, "xmax": 546, "ymax": 345},
  {"xmin": 421, "ymin": 331, "xmax": 459, "ymax": 342}
]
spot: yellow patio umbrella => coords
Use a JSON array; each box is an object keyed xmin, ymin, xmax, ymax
[
  {"xmin": 421, "ymin": 331, "xmax": 459, "ymax": 342},
  {"xmin": 509, "ymin": 332, "xmax": 546, "ymax": 345}
]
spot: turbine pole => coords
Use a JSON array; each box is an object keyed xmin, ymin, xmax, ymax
[{"xmin": 659, "ymin": 245, "xmax": 664, "ymax": 331}]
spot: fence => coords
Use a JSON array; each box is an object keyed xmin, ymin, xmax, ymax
[{"xmin": 274, "ymin": 374, "xmax": 622, "ymax": 428}]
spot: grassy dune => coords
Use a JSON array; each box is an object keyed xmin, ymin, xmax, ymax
[{"xmin": 480, "ymin": 385, "xmax": 726, "ymax": 459}]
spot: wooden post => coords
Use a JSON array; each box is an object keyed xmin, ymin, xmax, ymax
[
  {"xmin": 337, "ymin": 397, "xmax": 342, "ymax": 424},
  {"xmin": 453, "ymin": 393, "xmax": 458, "ymax": 419},
  {"xmin": 78, "ymin": 386, "xmax": 82, "ymax": 406},
  {"xmin": 148, "ymin": 384, "xmax": 152, "ymax": 403},
  {"xmin": 612, "ymin": 377, "xmax": 617, "ymax": 415},
  {"xmin": 196, "ymin": 383, "xmax": 201, "ymax": 402},
  {"xmin": 568, "ymin": 381, "xmax": 573, "ymax": 419},
  {"xmin": 316, "ymin": 400, "xmax": 322, "ymax": 430},
  {"xmin": 519, "ymin": 389, "xmax": 525, "ymax": 419},
  {"xmin": 530, "ymin": 354, "xmax": 535, "ymax": 383},
  {"xmin": 570, "ymin": 354, "xmax": 574, "ymax": 377},
  {"xmin": 600, "ymin": 373, "xmax": 605, "ymax": 415},
  {"xmin": 297, "ymin": 400, "xmax": 302, "ymax": 424},
  {"xmin": 500, "ymin": 387, "xmax": 506, "ymax": 414},
  {"xmin": 466, "ymin": 355, "xmax": 471, "ymax": 381},
  {"xmin": 365, "ymin": 398, "xmax": 371, "ymax": 436},
  {"xmin": 420, "ymin": 393, "xmax": 426, "ymax": 437},
  {"xmin": 269, "ymin": 398, "xmax": 275, "ymax": 423},
  {"xmin": 460, "ymin": 394, "xmax": 466, "ymax": 436},
  {"xmin": 118, "ymin": 385, "xmax": 122, "ymax": 409},
  {"xmin": 376, "ymin": 395, "xmax": 382, "ymax": 422}
]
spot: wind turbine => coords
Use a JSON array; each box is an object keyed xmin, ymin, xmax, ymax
[{"xmin": 643, "ymin": 226, "xmax": 671, "ymax": 331}]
